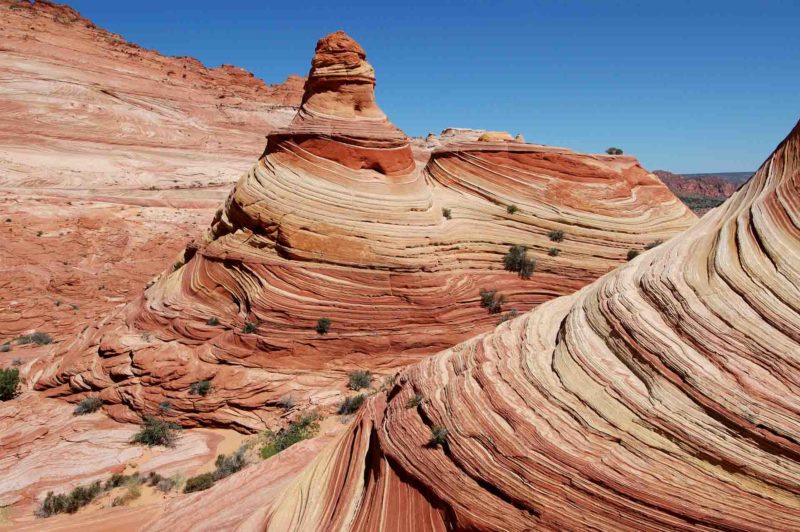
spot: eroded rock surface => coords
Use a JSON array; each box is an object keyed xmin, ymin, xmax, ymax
[
  {"xmin": 31, "ymin": 31, "xmax": 695, "ymax": 432},
  {"xmin": 260, "ymin": 121, "xmax": 800, "ymax": 531}
]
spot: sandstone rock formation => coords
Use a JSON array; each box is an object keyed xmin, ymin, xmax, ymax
[
  {"xmin": 30, "ymin": 31, "xmax": 696, "ymax": 432},
  {"xmin": 0, "ymin": 0, "xmax": 303, "ymax": 353},
  {"xmin": 260, "ymin": 120, "xmax": 800, "ymax": 530}
]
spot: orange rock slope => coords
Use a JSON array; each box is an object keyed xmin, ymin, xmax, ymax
[
  {"xmin": 29, "ymin": 31, "xmax": 696, "ymax": 432},
  {"xmin": 260, "ymin": 120, "xmax": 800, "ymax": 530},
  {"xmin": 0, "ymin": 0, "xmax": 303, "ymax": 354}
]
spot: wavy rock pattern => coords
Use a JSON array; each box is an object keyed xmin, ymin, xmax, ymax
[
  {"xmin": 261, "ymin": 120, "xmax": 800, "ymax": 530},
  {"xmin": 32, "ymin": 32, "xmax": 695, "ymax": 432}
]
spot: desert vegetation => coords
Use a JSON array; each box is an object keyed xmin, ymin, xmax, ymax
[{"xmin": 503, "ymin": 245, "xmax": 535, "ymax": 279}]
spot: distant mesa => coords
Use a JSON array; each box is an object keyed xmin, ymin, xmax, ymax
[{"xmin": 33, "ymin": 31, "xmax": 696, "ymax": 432}]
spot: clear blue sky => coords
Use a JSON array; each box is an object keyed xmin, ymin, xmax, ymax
[{"xmin": 66, "ymin": 0, "xmax": 799, "ymax": 173}]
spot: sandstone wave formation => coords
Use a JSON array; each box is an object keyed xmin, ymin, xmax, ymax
[
  {"xmin": 31, "ymin": 31, "xmax": 695, "ymax": 432},
  {"xmin": 259, "ymin": 120, "xmax": 800, "ymax": 531}
]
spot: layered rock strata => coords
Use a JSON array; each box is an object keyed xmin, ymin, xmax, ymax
[
  {"xmin": 261, "ymin": 120, "xmax": 800, "ymax": 531},
  {"xmin": 31, "ymin": 31, "xmax": 696, "ymax": 432}
]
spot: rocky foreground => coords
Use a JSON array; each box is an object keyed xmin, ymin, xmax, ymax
[
  {"xmin": 255, "ymin": 121, "xmax": 800, "ymax": 530},
  {"xmin": 30, "ymin": 31, "xmax": 695, "ymax": 432}
]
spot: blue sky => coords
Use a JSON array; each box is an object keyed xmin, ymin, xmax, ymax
[{"xmin": 66, "ymin": 0, "xmax": 799, "ymax": 173}]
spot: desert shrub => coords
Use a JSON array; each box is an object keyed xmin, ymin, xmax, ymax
[
  {"xmin": 12, "ymin": 357, "xmax": 23, "ymax": 366},
  {"xmin": 260, "ymin": 413, "xmax": 320, "ymax": 459},
  {"xmin": 506, "ymin": 204, "xmax": 518, "ymax": 214},
  {"xmin": 132, "ymin": 416, "xmax": 180, "ymax": 447},
  {"xmin": 104, "ymin": 473, "xmax": 129, "ymax": 490},
  {"xmin": 206, "ymin": 316, "xmax": 220, "ymax": 326},
  {"xmin": 183, "ymin": 472, "xmax": 215, "ymax": 493},
  {"xmin": 442, "ymin": 207, "xmax": 452, "ymax": 219},
  {"xmin": 316, "ymin": 317, "xmax": 331, "ymax": 335},
  {"xmin": 37, "ymin": 230, "xmax": 43, "ymax": 237},
  {"xmin": 338, "ymin": 394, "xmax": 366, "ymax": 415},
  {"xmin": 190, "ymin": 379, "xmax": 211, "ymax": 397},
  {"xmin": 242, "ymin": 321, "xmax": 257, "ymax": 334},
  {"xmin": 276, "ymin": 394, "xmax": 295, "ymax": 410},
  {"xmin": 479, "ymin": 288, "xmax": 505, "ymax": 314},
  {"xmin": 214, "ymin": 446, "xmax": 247, "ymax": 480},
  {"xmin": 497, "ymin": 308, "xmax": 519, "ymax": 325},
  {"xmin": 547, "ymin": 229, "xmax": 565, "ymax": 242},
  {"xmin": 518, "ymin": 255, "xmax": 535, "ymax": 279},
  {"xmin": 644, "ymin": 239, "xmax": 663, "ymax": 250},
  {"xmin": 0, "ymin": 368, "xmax": 19, "ymax": 401},
  {"xmin": 1, "ymin": 343, "xmax": 10, "ymax": 353},
  {"xmin": 111, "ymin": 484, "xmax": 141, "ymax": 507},
  {"xmin": 627, "ymin": 249, "xmax": 640, "ymax": 261},
  {"xmin": 17, "ymin": 331, "xmax": 52, "ymax": 345},
  {"xmin": 36, "ymin": 481, "xmax": 104, "ymax": 518},
  {"xmin": 146, "ymin": 472, "xmax": 164, "ymax": 487},
  {"xmin": 173, "ymin": 261, "xmax": 183, "ymax": 271},
  {"xmin": 158, "ymin": 400, "xmax": 172, "ymax": 412},
  {"xmin": 156, "ymin": 476, "xmax": 177, "ymax": 493},
  {"xmin": 548, "ymin": 247, "xmax": 560, "ymax": 257},
  {"xmin": 73, "ymin": 396, "xmax": 102, "ymax": 415},
  {"xmin": 606, "ymin": 147, "xmax": 623, "ymax": 155},
  {"xmin": 406, "ymin": 394, "xmax": 423, "ymax": 409},
  {"xmin": 348, "ymin": 370, "xmax": 372, "ymax": 390},
  {"xmin": 502, "ymin": 245, "xmax": 535, "ymax": 280},
  {"xmin": 429, "ymin": 426, "xmax": 449, "ymax": 447}
]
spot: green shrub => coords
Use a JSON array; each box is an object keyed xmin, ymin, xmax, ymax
[
  {"xmin": 506, "ymin": 204, "xmax": 518, "ymax": 214},
  {"xmin": 627, "ymin": 249, "xmax": 640, "ymax": 261},
  {"xmin": 17, "ymin": 331, "xmax": 53, "ymax": 345},
  {"xmin": 502, "ymin": 245, "xmax": 536, "ymax": 278},
  {"xmin": 547, "ymin": 230, "xmax": 565, "ymax": 242},
  {"xmin": 242, "ymin": 321, "xmax": 257, "ymax": 334},
  {"xmin": 159, "ymin": 400, "xmax": 172, "ymax": 412},
  {"xmin": 644, "ymin": 239, "xmax": 663, "ymax": 250},
  {"xmin": 214, "ymin": 446, "xmax": 247, "ymax": 480},
  {"xmin": 1, "ymin": 343, "xmax": 11, "ymax": 353},
  {"xmin": 548, "ymin": 247, "xmax": 560, "ymax": 257},
  {"xmin": 348, "ymin": 370, "xmax": 372, "ymax": 390},
  {"xmin": 146, "ymin": 471, "xmax": 164, "ymax": 487},
  {"xmin": 0, "ymin": 368, "xmax": 19, "ymax": 401},
  {"xmin": 73, "ymin": 396, "xmax": 102, "ymax": 415},
  {"xmin": 206, "ymin": 316, "xmax": 220, "ymax": 326},
  {"xmin": 132, "ymin": 416, "xmax": 180, "ymax": 447},
  {"xmin": 184, "ymin": 472, "xmax": 215, "ymax": 493},
  {"xmin": 406, "ymin": 394, "xmax": 423, "ymax": 409},
  {"xmin": 190, "ymin": 380, "xmax": 211, "ymax": 397},
  {"xmin": 479, "ymin": 288, "xmax": 505, "ymax": 314},
  {"xmin": 316, "ymin": 317, "xmax": 331, "ymax": 335},
  {"xmin": 442, "ymin": 207, "xmax": 452, "ymax": 219},
  {"xmin": 606, "ymin": 147, "xmax": 623, "ymax": 155},
  {"xmin": 338, "ymin": 394, "xmax": 366, "ymax": 415},
  {"xmin": 260, "ymin": 414, "xmax": 320, "ymax": 459},
  {"xmin": 36, "ymin": 481, "xmax": 104, "ymax": 518},
  {"xmin": 429, "ymin": 426, "xmax": 449, "ymax": 447}
]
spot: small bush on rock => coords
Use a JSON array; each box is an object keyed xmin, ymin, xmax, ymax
[
  {"xmin": 348, "ymin": 370, "xmax": 372, "ymax": 390},
  {"xmin": 479, "ymin": 288, "xmax": 505, "ymax": 314},
  {"xmin": 0, "ymin": 368, "xmax": 20, "ymax": 401},
  {"xmin": 627, "ymin": 249, "xmax": 640, "ymax": 261},
  {"xmin": 506, "ymin": 204, "xmax": 518, "ymax": 214},
  {"xmin": 17, "ymin": 331, "xmax": 52, "ymax": 345},
  {"xmin": 132, "ymin": 416, "xmax": 180, "ymax": 447},
  {"xmin": 606, "ymin": 147, "xmax": 623, "ymax": 155},
  {"xmin": 73, "ymin": 396, "xmax": 102, "ymax": 415},
  {"xmin": 338, "ymin": 394, "xmax": 366, "ymax": 415},
  {"xmin": 206, "ymin": 316, "xmax": 220, "ymax": 326},
  {"xmin": 547, "ymin": 230, "xmax": 565, "ymax": 242},
  {"xmin": 242, "ymin": 321, "xmax": 258, "ymax": 334},
  {"xmin": 190, "ymin": 379, "xmax": 211, "ymax": 397},
  {"xmin": 406, "ymin": 394, "xmax": 424, "ymax": 409},
  {"xmin": 548, "ymin": 247, "xmax": 560, "ymax": 257},
  {"xmin": 442, "ymin": 207, "xmax": 451, "ymax": 219},
  {"xmin": 260, "ymin": 413, "xmax": 320, "ymax": 459},
  {"xmin": 36, "ymin": 481, "xmax": 104, "ymax": 517},
  {"xmin": 429, "ymin": 426, "xmax": 449, "ymax": 447},
  {"xmin": 316, "ymin": 317, "xmax": 331, "ymax": 335},
  {"xmin": 184, "ymin": 472, "xmax": 215, "ymax": 493}
]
